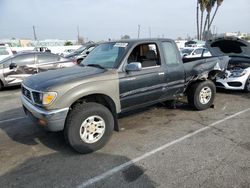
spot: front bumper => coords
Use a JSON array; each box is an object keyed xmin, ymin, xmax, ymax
[
  {"xmin": 216, "ymin": 74, "xmax": 248, "ymax": 90},
  {"xmin": 21, "ymin": 95, "xmax": 69, "ymax": 131}
]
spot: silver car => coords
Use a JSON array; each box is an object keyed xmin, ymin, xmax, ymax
[
  {"xmin": 0, "ymin": 52, "xmax": 74, "ymax": 90},
  {"xmin": 206, "ymin": 37, "xmax": 250, "ymax": 92}
]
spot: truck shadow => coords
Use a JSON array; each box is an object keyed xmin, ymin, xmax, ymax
[
  {"xmin": 0, "ymin": 101, "xmax": 192, "ymax": 153},
  {"xmin": 216, "ymin": 88, "xmax": 250, "ymax": 99},
  {"xmin": 0, "ymin": 85, "xmax": 21, "ymax": 91},
  {"xmin": 0, "ymin": 151, "xmax": 157, "ymax": 188},
  {"xmin": 119, "ymin": 100, "xmax": 191, "ymax": 120},
  {"xmin": 0, "ymin": 107, "xmax": 73, "ymax": 153}
]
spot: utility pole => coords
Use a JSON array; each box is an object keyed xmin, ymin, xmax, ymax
[
  {"xmin": 33, "ymin": 25, "xmax": 37, "ymax": 41},
  {"xmin": 137, "ymin": 25, "xmax": 141, "ymax": 39},
  {"xmin": 77, "ymin": 25, "xmax": 80, "ymax": 44},
  {"xmin": 149, "ymin": 27, "xmax": 151, "ymax": 38}
]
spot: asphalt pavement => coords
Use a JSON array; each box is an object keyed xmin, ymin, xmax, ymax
[{"xmin": 0, "ymin": 86, "xmax": 250, "ymax": 188}]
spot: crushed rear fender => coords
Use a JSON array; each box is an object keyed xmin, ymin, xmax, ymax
[{"xmin": 184, "ymin": 56, "xmax": 229, "ymax": 83}]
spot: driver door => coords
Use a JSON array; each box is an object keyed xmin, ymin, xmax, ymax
[{"xmin": 119, "ymin": 43, "xmax": 166, "ymax": 111}]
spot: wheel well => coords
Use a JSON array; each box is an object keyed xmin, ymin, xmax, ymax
[
  {"xmin": 70, "ymin": 94, "xmax": 119, "ymax": 131},
  {"xmin": 185, "ymin": 79, "xmax": 215, "ymax": 96},
  {"xmin": 208, "ymin": 70, "xmax": 222, "ymax": 81},
  {"xmin": 185, "ymin": 80, "xmax": 203, "ymax": 95}
]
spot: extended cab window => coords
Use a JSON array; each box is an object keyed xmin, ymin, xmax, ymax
[
  {"xmin": 127, "ymin": 43, "xmax": 160, "ymax": 68},
  {"xmin": 162, "ymin": 42, "xmax": 181, "ymax": 65}
]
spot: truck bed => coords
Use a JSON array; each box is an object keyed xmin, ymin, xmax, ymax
[{"xmin": 183, "ymin": 56, "xmax": 229, "ymax": 83}]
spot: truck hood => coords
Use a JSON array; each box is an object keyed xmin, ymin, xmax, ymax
[
  {"xmin": 206, "ymin": 37, "xmax": 250, "ymax": 57},
  {"xmin": 23, "ymin": 65, "xmax": 106, "ymax": 91}
]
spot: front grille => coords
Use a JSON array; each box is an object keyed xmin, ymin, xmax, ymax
[
  {"xmin": 32, "ymin": 91, "xmax": 42, "ymax": 104},
  {"xmin": 22, "ymin": 86, "xmax": 32, "ymax": 101},
  {"xmin": 227, "ymin": 82, "xmax": 242, "ymax": 87}
]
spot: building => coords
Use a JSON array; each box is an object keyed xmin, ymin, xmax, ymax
[
  {"xmin": 0, "ymin": 38, "xmax": 77, "ymax": 47},
  {"xmin": 222, "ymin": 32, "xmax": 250, "ymax": 39}
]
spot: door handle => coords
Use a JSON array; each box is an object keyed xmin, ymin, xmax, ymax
[{"xmin": 158, "ymin": 72, "xmax": 165, "ymax": 75}]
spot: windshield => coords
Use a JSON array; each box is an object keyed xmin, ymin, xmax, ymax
[
  {"xmin": 75, "ymin": 45, "xmax": 87, "ymax": 53},
  {"xmin": 82, "ymin": 42, "xmax": 129, "ymax": 68}
]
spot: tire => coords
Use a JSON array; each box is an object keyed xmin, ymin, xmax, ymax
[
  {"xmin": 0, "ymin": 80, "xmax": 4, "ymax": 91},
  {"xmin": 244, "ymin": 76, "xmax": 250, "ymax": 93},
  {"xmin": 77, "ymin": 59, "xmax": 83, "ymax": 64},
  {"xmin": 187, "ymin": 80, "xmax": 216, "ymax": 110},
  {"xmin": 64, "ymin": 102, "xmax": 114, "ymax": 154}
]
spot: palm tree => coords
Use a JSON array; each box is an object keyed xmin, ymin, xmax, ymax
[
  {"xmin": 202, "ymin": 0, "xmax": 216, "ymax": 40},
  {"xmin": 196, "ymin": 0, "xmax": 200, "ymax": 39},
  {"xmin": 199, "ymin": 0, "xmax": 208, "ymax": 40},
  {"xmin": 208, "ymin": 0, "xmax": 224, "ymax": 30}
]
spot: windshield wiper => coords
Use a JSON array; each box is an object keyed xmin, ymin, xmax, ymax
[{"xmin": 86, "ymin": 64, "xmax": 106, "ymax": 69}]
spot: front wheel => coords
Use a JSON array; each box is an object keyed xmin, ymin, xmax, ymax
[
  {"xmin": 64, "ymin": 102, "xmax": 114, "ymax": 154},
  {"xmin": 244, "ymin": 76, "xmax": 250, "ymax": 93},
  {"xmin": 0, "ymin": 81, "xmax": 3, "ymax": 91},
  {"xmin": 187, "ymin": 80, "xmax": 216, "ymax": 110}
]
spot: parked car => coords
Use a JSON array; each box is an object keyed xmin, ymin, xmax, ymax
[
  {"xmin": 0, "ymin": 52, "xmax": 74, "ymax": 90},
  {"xmin": 21, "ymin": 38, "xmax": 229, "ymax": 154},
  {"xmin": 206, "ymin": 37, "xmax": 250, "ymax": 92},
  {"xmin": 59, "ymin": 49, "xmax": 76, "ymax": 57},
  {"xmin": 34, "ymin": 46, "xmax": 51, "ymax": 53},
  {"xmin": 64, "ymin": 43, "xmax": 97, "ymax": 64},
  {"xmin": 182, "ymin": 47, "xmax": 211, "ymax": 58},
  {"xmin": 180, "ymin": 47, "xmax": 193, "ymax": 57},
  {"xmin": 0, "ymin": 44, "xmax": 13, "ymax": 61}
]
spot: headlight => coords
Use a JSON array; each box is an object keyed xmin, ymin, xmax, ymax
[
  {"xmin": 32, "ymin": 91, "xmax": 57, "ymax": 106},
  {"xmin": 43, "ymin": 92, "xmax": 57, "ymax": 105},
  {"xmin": 229, "ymin": 70, "xmax": 247, "ymax": 78}
]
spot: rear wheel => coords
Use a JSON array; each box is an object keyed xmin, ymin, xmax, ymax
[
  {"xmin": 187, "ymin": 80, "xmax": 216, "ymax": 110},
  {"xmin": 64, "ymin": 102, "xmax": 114, "ymax": 154},
  {"xmin": 244, "ymin": 76, "xmax": 250, "ymax": 93}
]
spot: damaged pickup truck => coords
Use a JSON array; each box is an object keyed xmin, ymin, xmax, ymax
[
  {"xmin": 206, "ymin": 37, "xmax": 250, "ymax": 92},
  {"xmin": 21, "ymin": 39, "xmax": 229, "ymax": 153}
]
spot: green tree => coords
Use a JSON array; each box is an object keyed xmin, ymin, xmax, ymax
[
  {"xmin": 64, "ymin": 41, "xmax": 73, "ymax": 46},
  {"xmin": 121, "ymin": 35, "xmax": 130, "ymax": 39}
]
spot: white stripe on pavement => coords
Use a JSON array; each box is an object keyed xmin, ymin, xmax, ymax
[
  {"xmin": 0, "ymin": 116, "xmax": 26, "ymax": 124},
  {"xmin": 77, "ymin": 107, "xmax": 250, "ymax": 188}
]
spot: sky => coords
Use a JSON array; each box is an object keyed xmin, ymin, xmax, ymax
[{"xmin": 0, "ymin": 0, "xmax": 249, "ymax": 41}]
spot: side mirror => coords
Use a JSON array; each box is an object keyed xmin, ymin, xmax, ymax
[
  {"xmin": 125, "ymin": 62, "xmax": 142, "ymax": 72},
  {"xmin": 86, "ymin": 51, "xmax": 90, "ymax": 55},
  {"xmin": 9, "ymin": 63, "xmax": 17, "ymax": 69}
]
